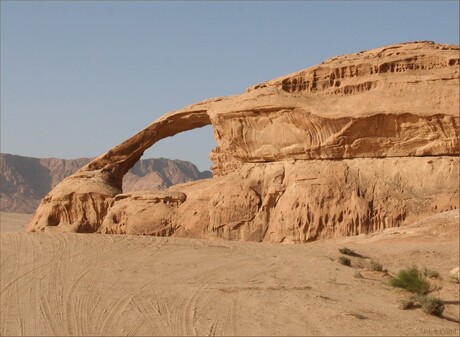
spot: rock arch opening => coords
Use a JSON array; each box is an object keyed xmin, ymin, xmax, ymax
[
  {"xmin": 123, "ymin": 125, "xmax": 215, "ymax": 193},
  {"xmin": 78, "ymin": 109, "xmax": 213, "ymax": 191},
  {"xmin": 144, "ymin": 124, "xmax": 216, "ymax": 172}
]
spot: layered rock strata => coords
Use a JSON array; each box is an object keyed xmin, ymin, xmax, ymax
[{"xmin": 26, "ymin": 41, "xmax": 460, "ymax": 242}]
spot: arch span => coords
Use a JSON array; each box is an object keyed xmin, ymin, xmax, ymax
[
  {"xmin": 26, "ymin": 108, "xmax": 212, "ymax": 233},
  {"xmin": 80, "ymin": 109, "xmax": 211, "ymax": 189}
]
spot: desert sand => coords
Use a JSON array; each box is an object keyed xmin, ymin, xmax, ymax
[
  {"xmin": 0, "ymin": 212, "xmax": 32, "ymax": 232},
  {"xmin": 1, "ymin": 210, "xmax": 458, "ymax": 336}
]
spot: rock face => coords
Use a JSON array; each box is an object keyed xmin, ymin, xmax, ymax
[
  {"xmin": 0, "ymin": 153, "xmax": 211, "ymax": 213},
  {"xmin": 100, "ymin": 157, "xmax": 458, "ymax": 242},
  {"xmin": 26, "ymin": 41, "xmax": 460, "ymax": 241}
]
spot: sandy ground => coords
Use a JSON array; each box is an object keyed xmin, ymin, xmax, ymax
[
  {"xmin": 0, "ymin": 212, "xmax": 32, "ymax": 232},
  {"xmin": 0, "ymin": 210, "xmax": 459, "ymax": 336}
]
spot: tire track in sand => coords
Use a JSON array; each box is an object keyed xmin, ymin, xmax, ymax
[
  {"xmin": 98, "ymin": 238, "xmax": 170, "ymax": 336},
  {"xmin": 173, "ymin": 256, "xmax": 250, "ymax": 336},
  {"xmin": 1, "ymin": 233, "xmax": 66, "ymax": 335}
]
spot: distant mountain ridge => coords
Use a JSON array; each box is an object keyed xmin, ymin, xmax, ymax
[{"xmin": 0, "ymin": 153, "xmax": 211, "ymax": 213}]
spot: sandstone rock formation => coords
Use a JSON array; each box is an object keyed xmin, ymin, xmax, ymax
[
  {"xmin": 1, "ymin": 155, "xmax": 91, "ymax": 213},
  {"xmin": 100, "ymin": 157, "xmax": 458, "ymax": 242},
  {"xmin": 26, "ymin": 41, "xmax": 460, "ymax": 242},
  {"xmin": 1, "ymin": 153, "xmax": 210, "ymax": 213}
]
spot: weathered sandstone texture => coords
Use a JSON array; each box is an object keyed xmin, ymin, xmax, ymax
[
  {"xmin": 100, "ymin": 157, "xmax": 458, "ymax": 242},
  {"xmin": 27, "ymin": 41, "xmax": 460, "ymax": 242}
]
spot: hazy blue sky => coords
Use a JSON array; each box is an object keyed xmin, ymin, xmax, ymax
[{"xmin": 2, "ymin": 1, "xmax": 459, "ymax": 171}]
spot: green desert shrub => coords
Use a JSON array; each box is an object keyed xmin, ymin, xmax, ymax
[
  {"xmin": 399, "ymin": 295, "xmax": 445, "ymax": 316},
  {"xmin": 339, "ymin": 247, "xmax": 356, "ymax": 256},
  {"xmin": 369, "ymin": 260, "xmax": 383, "ymax": 272},
  {"xmin": 354, "ymin": 271, "xmax": 363, "ymax": 278},
  {"xmin": 417, "ymin": 295, "xmax": 445, "ymax": 317},
  {"xmin": 390, "ymin": 267, "xmax": 430, "ymax": 295},
  {"xmin": 338, "ymin": 256, "xmax": 351, "ymax": 266},
  {"xmin": 423, "ymin": 268, "xmax": 440, "ymax": 279}
]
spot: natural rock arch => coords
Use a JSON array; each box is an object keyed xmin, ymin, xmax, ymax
[
  {"xmin": 82, "ymin": 109, "xmax": 212, "ymax": 190},
  {"xmin": 26, "ymin": 108, "xmax": 212, "ymax": 233},
  {"xmin": 27, "ymin": 41, "xmax": 460, "ymax": 239}
]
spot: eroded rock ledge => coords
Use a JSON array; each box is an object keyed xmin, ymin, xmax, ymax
[
  {"xmin": 26, "ymin": 41, "xmax": 459, "ymax": 242},
  {"xmin": 99, "ymin": 157, "xmax": 458, "ymax": 243}
]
